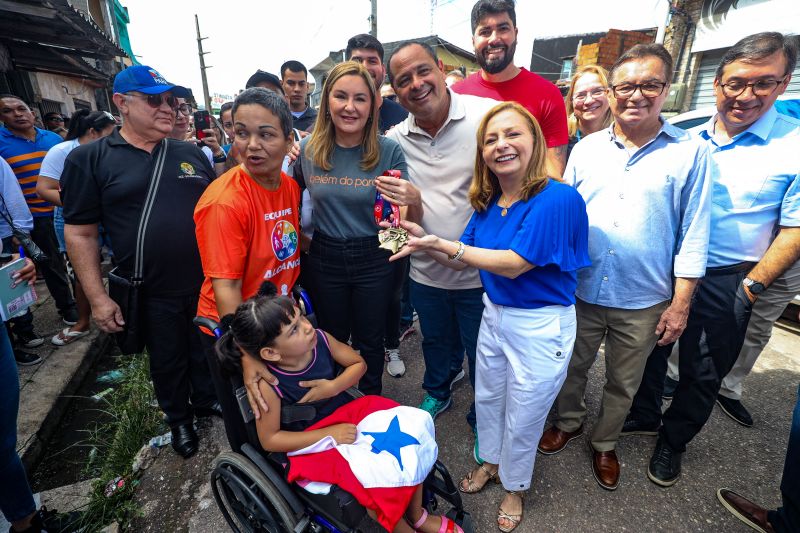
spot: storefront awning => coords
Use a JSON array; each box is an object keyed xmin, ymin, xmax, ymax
[
  {"xmin": 692, "ymin": 0, "xmax": 800, "ymax": 53},
  {"xmin": 0, "ymin": 0, "xmax": 128, "ymax": 60}
]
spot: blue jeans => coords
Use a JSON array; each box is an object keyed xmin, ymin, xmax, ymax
[
  {"xmin": 769, "ymin": 383, "xmax": 800, "ymax": 532},
  {"xmin": 410, "ymin": 279, "xmax": 483, "ymax": 429},
  {"xmin": 0, "ymin": 325, "xmax": 36, "ymax": 523}
]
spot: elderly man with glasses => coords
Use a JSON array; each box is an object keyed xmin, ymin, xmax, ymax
[
  {"xmin": 60, "ymin": 66, "xmax": 219, "ymax": 459},
  {"xmin": 624, "ymin": 33, "xmax": 800, "ymax": 493},
  {"xmin": 537, "ymin": 43, "xmax": 712, "ymax": 492}
]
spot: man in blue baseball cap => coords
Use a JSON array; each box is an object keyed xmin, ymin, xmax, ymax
[{"xmin": 61, "ymin": 65, "xmax": 219, "ymax": 459}]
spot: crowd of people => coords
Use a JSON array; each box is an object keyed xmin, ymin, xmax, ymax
[{"xmin": 1, "ymin": 0, "xmax": 799, "ymax": 531}]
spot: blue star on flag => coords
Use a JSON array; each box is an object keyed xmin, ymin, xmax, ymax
[{"xmin": 362, "ymin": 415, "xmax": 420, "ymax": 470}]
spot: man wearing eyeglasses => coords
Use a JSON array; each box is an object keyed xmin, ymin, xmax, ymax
[
  {"xmin": 626, "ymin": 33, "xmax": 800, "ymax": 497},
  {"xmin": 61, "ymin": 66, "xmax": 218, "ymax": 460},
  {"xmin": 538, "ymin": 43, "xmax": 711, "ymax": 492}
]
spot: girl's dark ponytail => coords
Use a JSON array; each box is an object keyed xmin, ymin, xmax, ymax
[{"xmin": 214, "ymin": 329, "xmax": 243, "ymax": 376}]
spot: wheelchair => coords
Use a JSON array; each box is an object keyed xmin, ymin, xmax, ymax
[{"xmin": 194, "ymin": 287, "xmax": 474, "ymax": 533}]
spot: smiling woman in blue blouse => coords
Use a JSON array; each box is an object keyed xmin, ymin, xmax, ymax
[{"xmin": 387, "ymin": 102, "xmax": 590, "ymax": 532}]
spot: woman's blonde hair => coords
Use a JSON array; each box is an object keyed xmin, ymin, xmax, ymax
[
  {"xmin": 468, "ymin": 102, "xmax": 551, "ymax": 212},
  {"xmin": 306, "ymin": 61, "xmax": 380, "ymax": 171},
  {"xmin": 564, "ymin": 64, "xmax": 612, "ymax": 138}
]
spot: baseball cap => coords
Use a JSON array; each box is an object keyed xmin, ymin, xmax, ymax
[
  {"xmin": 245, "ymin": 70, "xmax": 284, "ymax": 93},
  {"xmin": 113, "ymin": 65, "xmax": 189, "ymax": 97}
]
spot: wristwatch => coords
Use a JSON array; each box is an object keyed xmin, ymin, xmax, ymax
[{"xmin": 743, "ymin": 278, "xmax": 766, "ymax": 295}]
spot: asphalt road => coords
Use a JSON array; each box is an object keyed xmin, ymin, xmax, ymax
[{"xmin": 132, "ymin": 319, "xmax": 800, "ymax": 533}]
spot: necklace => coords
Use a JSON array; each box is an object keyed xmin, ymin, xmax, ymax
[{"xmin": 498, "ymin": 191, "xmax": 520, "ymax": 217}]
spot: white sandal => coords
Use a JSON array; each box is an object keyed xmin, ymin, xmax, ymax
[{"xmin": 51, "ymin": 327, "xmax": 90, "ymax": 346}]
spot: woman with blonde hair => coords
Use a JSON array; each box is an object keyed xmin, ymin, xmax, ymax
[
  {"xmin": 384, "ymin": 101, "xmax": 589, "ymax": 532},
  {"xmin": 293, "ymin": 61, "xmax": 420, "ymax": 395},
  {"xmin": 564, "ymin": 65, "xmax": 612, "ymax": 157}
]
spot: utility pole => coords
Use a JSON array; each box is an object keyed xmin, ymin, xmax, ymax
[
  {"xmin": 195, "ymin": 14, "xmax": 212, "ymax": 113},
  {"xmin": 369, "ymin": 0, "xmax": 377, "ymax": 37}
]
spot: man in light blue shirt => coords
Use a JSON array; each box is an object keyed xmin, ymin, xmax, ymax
[
  {"xmin": 631, "ymin": 33, "xmax": 800, "ymax": 510},
  {"xmin": 537, "ymin": 43, "xmax": 711, "ymax": 492}
]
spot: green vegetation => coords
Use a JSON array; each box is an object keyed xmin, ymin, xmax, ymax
[{"xmin": 77, "ymin": 353, "xmax": 166, "ymax": 532}]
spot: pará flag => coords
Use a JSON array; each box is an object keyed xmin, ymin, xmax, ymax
[{"xmin": 287, "ymin": 395, "xmax": 438, "ymax": 530}]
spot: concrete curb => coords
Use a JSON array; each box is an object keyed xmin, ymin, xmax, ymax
[{"xmin": 18, "ymin": 330, "xmax": 113, "ymax": 472}]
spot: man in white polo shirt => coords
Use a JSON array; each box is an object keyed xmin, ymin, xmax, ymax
[{"xmin": 384, "ymin": 40, "xmax": 497, "ymax": 461}]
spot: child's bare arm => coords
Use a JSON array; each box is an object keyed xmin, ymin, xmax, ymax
[
  {"xmin": 297, "ymin": 332, "xmax": 366, "ymax": 404},
  {"xmin": 255, "ymin": 380, "xmax": 357, "ymax": 452}
]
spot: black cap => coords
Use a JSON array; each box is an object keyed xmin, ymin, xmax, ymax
[{"xmin": 245, "ymin": 70, "xmax": 284, "ymax": 93}]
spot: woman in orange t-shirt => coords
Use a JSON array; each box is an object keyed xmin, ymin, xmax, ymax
[{"xmin": 194, "ymin": 88, "xmax": 300, "ymax": 445}]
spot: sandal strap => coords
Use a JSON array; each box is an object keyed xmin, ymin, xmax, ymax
[
  {"xmin": 410, "ymin": 508, "xmax": 429, "ymax": 530},
  {"xmin": 479, "ymin": 463, "xmax": 498, "ymax": 480}
]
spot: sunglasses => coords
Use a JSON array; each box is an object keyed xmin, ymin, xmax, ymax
[{"xmin": 126, "ymin": 93, "xmax": 179, "ymax": 110}]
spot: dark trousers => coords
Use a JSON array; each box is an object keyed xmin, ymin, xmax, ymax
[
  {"xmin": 0, "ymin": 323, "xmax": 36, "ymax": 522},
  {"xmin": 306, "ymin": 232, "xmax": 394, "ymax": 396},
  {"xmin": 410, "ymin": 279, "xmax": 483, "ymax": 429},
  {"xmin": 384, "ymin": 256, "xmax": 409, "ymax": 350},
  {"xmin": 142, "ymin": 293, "xmax": 216, "ymax": 427},
  {"xmin": 769, "ymin": 384, "xmax": 800, "ymax": 532},
  {"xmin": 30, "ymin": 215, "xmax": 75, "ymax": 313},
  {"xmin": 200, "ymin": 332, "xmax": 250, "ymax": 452},
  {"xmin": 658, "ymin": 263, "xmax": 754, "ymax": 452},
  {"xmin": 628, "ymin": 342, "xmax": 675, "ymax": 426}
]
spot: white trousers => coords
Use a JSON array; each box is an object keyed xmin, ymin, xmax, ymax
[
  {"xmin": 667, "ymin": 259, "xmax": 800, "ymax": 399},
  {"xmin": 475, "ymin": 294, "xmax": 576, "ymax": 491}
]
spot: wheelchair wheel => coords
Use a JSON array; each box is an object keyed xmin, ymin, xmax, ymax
[{"xmin": 211, "ymin": 451, "xmax": 301, "ymax": 533}]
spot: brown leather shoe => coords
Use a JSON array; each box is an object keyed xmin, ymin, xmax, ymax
[
  {"xmin": 537, "ymin": 425, "xmax": 583, "ymax": 455},
  {"xmin": 717, "ymin": 488, "xmax": 775, "ymax": 533},
  {"xmin": 591, "ymin": 449, "xmax": 620, "ymax": 490}
]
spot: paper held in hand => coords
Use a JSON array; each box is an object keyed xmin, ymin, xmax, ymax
[{"xmin": 0, "ymin": 258, "xmax": 37, "ymax": 321}]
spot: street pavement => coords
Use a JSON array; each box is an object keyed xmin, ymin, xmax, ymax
[{"xmin": 131, "ymin": 317, "xmax": 800, "ymax": 532}]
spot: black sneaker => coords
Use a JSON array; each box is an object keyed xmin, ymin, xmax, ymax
[
  {"xmin": 16, "ymin": 330, "xmax": 44, "ymax": 348},
  {"xmin": 716, "ymin": 395, "xmax": 754, "ymax": 427},
  {"xmin": 662, "ymin": 376, "xmax": 679, "ymax": 400},
  {"xmin": 620, "ymin": 418, "xmax": 661, "ymax": 436},
  {"xmin": 15, "ymin": 349, "xmax": 42, "ymax": 366},
  {"xmin": 15, "ymin": 506, "xmax": 83, "ymax": 533},
  {"xmin": 648, "ymin": 437, "xmax": 682, "ymax": 487},
  {"xmin": 60, "ymin": 307, "xmax": 79, "ymax": 326}
]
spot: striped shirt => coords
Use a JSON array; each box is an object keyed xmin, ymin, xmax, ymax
[{"xmin": 0, "ymin": 127, "xmax": 62, "ymax": 217}]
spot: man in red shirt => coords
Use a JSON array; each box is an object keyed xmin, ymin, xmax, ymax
[{"xmin": 453, "ymin": 0, "xmax": 569, "ymax": 177}]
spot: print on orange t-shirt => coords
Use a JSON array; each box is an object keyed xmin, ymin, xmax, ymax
[{"xmin": 194, "ymin": 166, "xmax": 301, "ymax": 323}]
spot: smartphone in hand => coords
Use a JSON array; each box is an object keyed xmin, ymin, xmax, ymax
[{"xmin": 193, "ymin": 110, "xmax": 211, "ymax": 140}]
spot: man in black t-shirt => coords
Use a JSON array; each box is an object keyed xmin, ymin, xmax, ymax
[{"xmin": 61, "ymin": 65, "xmax": 217, "ymax": 459}]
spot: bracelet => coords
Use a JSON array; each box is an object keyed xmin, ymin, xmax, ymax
[
  {"xmin": 448, "ymin": 241, "xmax": 465, "ymax": 261},
  {"xmin": 213, "ymin": 153, "xmax": 227, "ymax": 163}
]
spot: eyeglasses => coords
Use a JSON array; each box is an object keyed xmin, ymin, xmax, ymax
[
  {"xmin": 126, "ymin": 93, "xmax": 179, "ymax": 110},
  {"xmin": 47, "ymin": 116, "xmax": 64, "ymax": 122},
  {"xmin": 573, "ymin": 87, "xmax": 607, "ymax": 102},
  {"xmin": 718, "ymin": 78, "xmax": 786, "ymax": 98},
  {"xmin": 610, "ymin": 81, "xmax": 667, "ymax": 99},
  {"xmin": 176, "ymin": 103, "xmax": 193, "ymax": 116}
]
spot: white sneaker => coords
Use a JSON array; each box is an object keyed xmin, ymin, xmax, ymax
[{"xmin": 385, "ymin": 348, "xmax": 406, "ymax": 377}]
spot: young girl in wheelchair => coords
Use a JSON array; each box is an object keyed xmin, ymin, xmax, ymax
[{"xmin": 215, "ymin": 283, "xmax": 464, "ymax": 533}]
